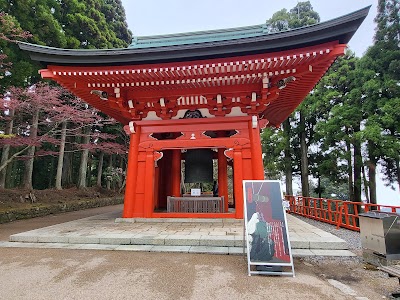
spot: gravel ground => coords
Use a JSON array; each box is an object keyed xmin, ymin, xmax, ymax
[
  {"xmin": 292, "ymin": 214, "xmax": 362, "ymax": 251},
  {"xmin": 291, "ymin": 215, "xmax": 400, "ymax": 297},
  {"xmin": 0, "ymin": 247, "xmax": 395, "ymax": 300}
]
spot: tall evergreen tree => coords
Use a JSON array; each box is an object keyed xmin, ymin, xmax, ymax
[
  {"xmin": 358, "ymin": 0, "xmax": 400, "ymax": 199},
  {"xmin": 0, "ymin": 0, "xmax": 132, "ymax": 190},
  {"xmin": 264, "ymin": 1, "xmax": 320, "ymax": 196},
  {"xmin": 314, "ymin": 53, "xmax": 364, "ymax": 202}
]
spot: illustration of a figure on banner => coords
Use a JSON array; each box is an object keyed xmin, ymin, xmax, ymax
[
  {"xmin": 247, "ymin": 211, "xmax": 275, "ymax": 261},
  {"xmin": 245, "ymin": 181, "xmax": 290, "ymax": 263}
]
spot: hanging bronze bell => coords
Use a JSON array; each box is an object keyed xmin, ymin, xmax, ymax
[{"xmin": 184, "ymin": 149, "xmax": 213, "ymax": 183}]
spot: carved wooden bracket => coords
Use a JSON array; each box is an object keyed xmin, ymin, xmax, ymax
[{"xmin": 154, "ymin": 151, "xmax": 163, "ymax": 161}]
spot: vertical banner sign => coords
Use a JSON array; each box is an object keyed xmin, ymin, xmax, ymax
[{"xmin": 243, "ymin": 180, "xmax": 295, "ymax": 276}]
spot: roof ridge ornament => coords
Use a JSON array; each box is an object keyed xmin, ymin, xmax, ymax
[
  {"xmin": 131, "ymin": 36, "xmax": 138, "ymax": 46},
  {"xmin": 261, "ymin": 23, "xmax": 269, "ymax": 34}
]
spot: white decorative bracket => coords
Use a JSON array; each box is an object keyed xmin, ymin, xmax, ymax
[
  {"xmin": 216, "ymin": 94, "xmax": 222, "ymax": 104},
  {"xmin": 128, "ymin": 100, "xmax": 134, "ymax": 109},
  {"xmin": 251, "ymin": 92, "xmax": 257, "ymax": 102},
  {"xmin": 155, "ymin": 151, "xmax": 163, "ymax": 162},
  {"xmin": 224, "ymin": 148, "xmax": 234, "ymax": 160},
  {"xmin": 160, "ymin": 97, "xmax": 165, "ymax": 107},
  {"xmin": 154, "ymin": 151, "xmax": 163, "ymax": 167},
  {"xmin": 252, "ymin": 116, "xmax": 258, "ymax": 129},
  {"xmin": 128, "ymin": 121, "xmax": 135, "ymax": 133},
  {"xmin": 262, "ymin": 76, "xmax": 269, "ymax": 89},
  {"xmin": 114, "ymin": 87, "xmax": 120, "ymax": 98}
]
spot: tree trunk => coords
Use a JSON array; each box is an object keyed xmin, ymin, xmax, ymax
[
  {"xmin": 77, "ymin": 127, "xmax": 91, "ymax": 189},
  {"xmin": 48, "ymin": 156, "xmax": 56, "ymax": 188},
  {"xmin": 368, "ymin": 158, "xmax": 377, "ymax": 205},
  {"xmin": 23, "ymin": 109, "xmax": 40, "ymax": 190},
  {"xmin": 55, "ymin": 121, "xmax": 67, "ymax": 190},
  {"xmin": 0, "ymin": 109, "xmax": 14, "ymax": 188},
  {"xmin": 118, "ymin": 156, "xmax": 124, "ymax": 189},
  {"xmin": 283, "ymin": 119, "xmax": 293, "ymax": 195},
  {"xmin": 365, "ymin": 122, "xmax": 377, "ymax": 204},
  {"xmin": 62, "ymin": 148, "xmax": 73, "ymax": 186},
  {"xmin": 5, "ymin": 148, "xmax": 17, "ymax": 188},
  {"xmin": 86, "ymin": 153, "xmax": 92, "ymax": 187},
  {"xmin": 5, "ymin": 155, "xmax": 14, "ymax": 188},
  {"xmin": 299, "ymin": 111, "xmax": 309, "ymax": 197},
  {"xmin": 346, "ymin": 138, "xmax": 354, "ymax": 202},
  {"xmin": 62, "ymin": 152, "xmax": 73, "ymax": 186},
  {"xmin": 362, "ymin": 166, "xmax": 370, "ymax": 204},
  {"xmin": 96, "ymin": 151, "xmax": 104, "ymax": 188},
  {"xmin": 317, "ymin": 176, "xmax": 322, "ymax": 198},
  {"xmin": 396, "ymin": 157, "xmax": 400, "ymax": 193},
  {"xmin": 118, "ymin": 155, "xmax": 127, "ymax": 193},
  {"xmin": 353, "ymin": 126, "xmax": 362, "ymax": 202},
  {"xmin": 106, "ymin": 154, "xmax": 113, "ymax": 190}
]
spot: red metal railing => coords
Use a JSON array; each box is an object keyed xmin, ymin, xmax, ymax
[{"xmin": 284, "ymin": 195, "xmax": 400, "ymax": 231}]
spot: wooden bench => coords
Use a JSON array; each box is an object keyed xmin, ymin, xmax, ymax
[{"xmin": 167, "ymin": 196, "xmax": 224, "ymax": 213}]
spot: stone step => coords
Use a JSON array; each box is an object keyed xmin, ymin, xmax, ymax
[
  {"xmin": 115, "ymin": 217, "xmax": 243, "ymax": 223},
  {"xmin": 9, "ymin": 232, "xmax": 348, "ymax": 250},
  {"xmin": 7, "ymin": 211, "xmax": 350, "ymax": 256},
  {"xmin": 0, "ymin": 241, "xmax": 356, "ymax": 257}
]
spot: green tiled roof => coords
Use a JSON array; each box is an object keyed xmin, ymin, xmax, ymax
[
  {"xmin": 129, "ymin": 24, "xmax": 271, "ymax": 49},
  {"xmin": 18, "ymin": 6, "xmax": 370, "ymax": 66}
]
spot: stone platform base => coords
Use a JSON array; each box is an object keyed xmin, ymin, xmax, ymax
[{"xmin": 6, "ymin": 209, "xmax": 355, "ymax": 257}]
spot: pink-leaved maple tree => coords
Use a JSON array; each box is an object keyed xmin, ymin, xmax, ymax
[{"xmin": 1, "ymin": 83, "xmax": 127, "ymax": 190}]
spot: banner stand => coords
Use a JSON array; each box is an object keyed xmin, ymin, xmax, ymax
[{"xmin": 243, "ymin": 180, "xmax": 295, "ymax": 277}]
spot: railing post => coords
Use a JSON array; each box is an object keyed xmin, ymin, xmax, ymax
[
  {"xmin": 313, "ymin": 198, "xmax": 317, "ymax": 219},
  {"xmin": 301, "ymin": 196, "xmax": 307, "ymax": 216},
  {"xmin": 344, "ymin": 202, "xmax": 349, "ymax": 229},
  {"xmin": 336, "ymin": 206, "xmax": 344, "ymax": 229},
  {"xmin": 327, "ymin": 199, "xmax": 332, "ymax": 223},
  {"xmin": 354, "ymin": 203, "xmax": 359, "ymax": 231}
]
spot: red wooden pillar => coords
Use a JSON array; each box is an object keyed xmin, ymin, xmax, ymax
[
  {"xmin": 233, "ymin": 149, "xmax": 244, "ymax": 219},
  {"xmin": 249, "ymin": 119, "xmax": 264, "ymax": 180},
  {"xmin": 160, "ymin": 150, "xmax": 172, "ymax": 207},
  {"xmin": 135, "ymin": 152, "xmax": 147, "ymax": 215},
  {"xmin": 154, "ymin": 161, "xmax": 160, "ymax": 209},
  {"xmin": 144, "ymin": 150, "xmax": 155, "ymax": 218},
  {"xmin": 157, "ymin": 151, "xmax": 167, "ymax": 209},
  {"xmin": 218, "ymin": 148, "xmax": 229, "ymax": 212},
  {"xmin": 171, "ymin": 149, "xmax": 181, "ymax": 197},
  {"xmin": 123, "ymin": 126, "xmax": 141, "ymax": 218}
]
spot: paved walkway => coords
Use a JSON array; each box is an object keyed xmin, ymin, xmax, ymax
[{"xmin": 2, "ymin": 206, "xmax": 354, "ymax": 257}]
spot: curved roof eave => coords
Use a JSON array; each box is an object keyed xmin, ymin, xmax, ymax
[{"xmin": 18, "ymin": 6, "xmax": 370, "ymax": 67}]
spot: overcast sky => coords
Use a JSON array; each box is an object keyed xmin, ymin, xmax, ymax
[
  {"xmin": 121, "ymin": 0, "xmax": 377, "ymax": 56},
  {"xmin": 120, "ymin": 0, "xmax": 399, "ymax": 204}
]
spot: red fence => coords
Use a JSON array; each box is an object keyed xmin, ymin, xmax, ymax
[{"xmin": 284, "ymin": 195, "xmax": 400, "ymax": 231}]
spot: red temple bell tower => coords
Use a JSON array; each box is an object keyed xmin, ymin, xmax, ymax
[{"xmin": 19, "ymin": 7, "xmax": 369, "ymax": 219}]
